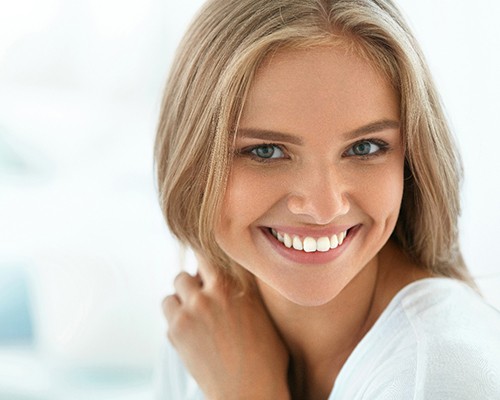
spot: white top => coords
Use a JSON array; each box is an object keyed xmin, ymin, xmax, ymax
[{"xmin": 156, "ymin": 278, "xmax": 500, "ymax": 399}]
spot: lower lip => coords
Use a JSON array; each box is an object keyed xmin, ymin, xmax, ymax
[{"xmin": 261, "ymin": 225, "xmax": 359, "ymax": 265}]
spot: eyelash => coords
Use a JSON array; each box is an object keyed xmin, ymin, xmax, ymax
[
  {"xmin": 237, "ymin": 138, "xmax": 390, "ymax": 163},
  {"xmin": 238, "ymin": 143, "xmax": 288, "ymax": 163},
  {"xmin": 343, "ymin": 139, "xmax": 390, "ymax": 159}
]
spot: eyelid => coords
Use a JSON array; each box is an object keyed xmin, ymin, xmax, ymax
[
  {"xmin": 236, "ymin": 138, "xmax": 389, "ymax": 161},
  {"xmin": 343, "ymin": 138, "xmax": 389, "ymax": 157},
  {"xmin": 237, "ymin": 143, "xmax": 289, "ymax": 162}
]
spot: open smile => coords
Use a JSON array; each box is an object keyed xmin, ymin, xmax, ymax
[
  {"xmin": 270, "ymin": 228, "xmax": 348, "ymax": 252},
  {"xmin": 261, "ymin": 225, "xmax": 360, "ymax": 265}
]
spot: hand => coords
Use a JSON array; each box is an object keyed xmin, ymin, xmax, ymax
[{"xmin": 163, "ymin": 255, "xmax": 291, "ymax": 400}]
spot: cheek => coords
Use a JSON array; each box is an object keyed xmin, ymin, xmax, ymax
[
  {"xmin": 215, "ymin": 165, "xmax": 280, "ymax": 248},
  {"xmin": 220, "ymin": 165, "xmax": 282, "ymax": 222},
  {"xmin": 351, "ymin": 159, "xmax": 404, "ymax": 225}
]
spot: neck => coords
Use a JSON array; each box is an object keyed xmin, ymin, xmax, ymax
[
  {"xmin": 257, "ymin": 256, "xmax": 381, "ymax": 400},
  {"xmin": 255, "ymin": 240, "xmax": 432, "ymax": 399}
]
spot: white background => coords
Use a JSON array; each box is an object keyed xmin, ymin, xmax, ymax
[{"xmin": 0, "ymin": 1, "xmax": 499, "ymax": 399}]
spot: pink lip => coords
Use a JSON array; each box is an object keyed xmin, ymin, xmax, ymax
[
  {"xmin": 269, "ymin": 224, "xmax": 353, "ymax": 238},
  {"xmin": 261, "ymin": 225, "xmax": 360, "ymax": 265}
]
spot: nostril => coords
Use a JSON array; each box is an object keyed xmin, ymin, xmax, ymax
[
  {"xmin": 285, "ymin": 188, "xmax": 349, "ymax": 224},
  {"xmin": 286, "ymin": 194, "xmax": 305, "ymax": 215}
]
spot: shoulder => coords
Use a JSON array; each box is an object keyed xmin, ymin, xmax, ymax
[
  {"xmin": 331, "ymin": 278, "xmax": 500, "ymax": 400},
  {"xmin": 399, "ymin": 278, "xmax": 500, "ymax": 398},
  {"xmin": 399, "ymin": 277, "xmax": 500, "ymax": 348}
]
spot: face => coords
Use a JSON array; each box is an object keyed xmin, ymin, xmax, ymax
[{"xmin": 215, "ymin": 45, "xmax": 404, "ymax": 306}]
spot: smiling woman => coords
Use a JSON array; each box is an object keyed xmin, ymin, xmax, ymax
[
  {"xmin": 154, "ymin": 0, "xmax": 500, "ymax": 399},
  {"xmin": 216, "ymin": 45, "xmax": 405, "ymax": 307}
]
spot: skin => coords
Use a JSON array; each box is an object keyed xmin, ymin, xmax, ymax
[{"xmin": 164, "ymin": 45, "xmax": 432, "ymax": 400}]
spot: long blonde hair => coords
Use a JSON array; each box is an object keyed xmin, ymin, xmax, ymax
[{"xmin": 155, "ymin": 0, "xmax": 475, "ymax": 287}]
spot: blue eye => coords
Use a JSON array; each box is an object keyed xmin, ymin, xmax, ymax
[
  {"xmin": 250, "ymin": 144, "xmax": 285, "ymax": 159},
  {"xmin": 346, "ymin": 140, "xmax": 386, "ymax": 157}
]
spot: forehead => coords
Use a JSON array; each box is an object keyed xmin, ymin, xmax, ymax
[{"xmin": 239, "ymin": 46, "xmax": 399, "ymax": 137}]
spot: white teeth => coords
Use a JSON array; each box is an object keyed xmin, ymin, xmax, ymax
[
  {"xmin": 292, "ymin": 236, "xmax": 303, "ymax": 250},
  {"xmin": 330, "ymin": 234, "xmax": 339, "ymax": 249},
  {"xmin": 270, "ymin": 229, "xmax": 349, "ymax": 253},
  {"xmin": 316, "ymin": 237, "xmax": 330, "ymax": 252},
  {"xmin": 303, "ymin": 237, "xmax": 317, "ymax": 252},
  {"xmin": 338, "ymin": 231, "xmax": 345, "ymax": 245}
]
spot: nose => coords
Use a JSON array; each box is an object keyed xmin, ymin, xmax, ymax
[{"xmin": 286, "ymin": 164, "xmax": 350, "ymax": 224}]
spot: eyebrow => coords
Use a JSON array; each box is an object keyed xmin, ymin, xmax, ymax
[
  {"xmin": 237, "ymin": 119, "xmax": 400, "ymax": 145},
  {"xmin": 343, "ymin": 119, "xmax": 400, "ymax": 140},
  {"xmin": 236, "ymin": 128, "xmax": 304, "ymax": 145}
]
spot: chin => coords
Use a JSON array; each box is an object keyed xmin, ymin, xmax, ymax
[
  {"xmin": 286, "ymin": 293, "xmax": 341, "ymax": 308},
  {"xmin": 267, "ymin": 274, "xmax": 350, "ymax": 308}
]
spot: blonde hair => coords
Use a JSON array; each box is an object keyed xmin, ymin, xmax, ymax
[{"xmin": 155, "ymin": 0, "xmax": 475, "ymax": 287}]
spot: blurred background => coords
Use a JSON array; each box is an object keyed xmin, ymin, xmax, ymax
[{"xmin": 0, "ymin": 0, "xmax": 499, "ymax": 399}]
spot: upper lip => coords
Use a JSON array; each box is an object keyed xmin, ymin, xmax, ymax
[{"xmin": 265, "ymin": 224, "xmax": 356, "ymax": 238}]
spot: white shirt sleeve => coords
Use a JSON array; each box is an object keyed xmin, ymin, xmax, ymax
[
  {"xmin": 359, "ymin": 341, "xmax": 500, "ymax": 400},
  {"xmin": 330, "ymin": 278, "xmax": 500, "ymax": 400}
]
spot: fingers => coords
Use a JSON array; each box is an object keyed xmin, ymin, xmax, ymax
[
  {"xmin": 162, "ymin": 294, "xmax": 180, "ymax": 325},
  {"xmin": 162, "ymin": 272, "xmax": 199, "ymax": 320},
  {"xmin": 195, "ymin": 252, "xmax": 219, "ymax": 286},
  {"xmin": 163, "ymin": 255, "xmax": 222, "ymax": 341},
  {"xmin": 174, "ymin": 271, "xmax": 202, "ymax": 300}
]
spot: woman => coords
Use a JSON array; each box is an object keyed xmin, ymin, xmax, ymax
[{"xmin": 155, "ymin": 0, "xmax": 500, "ymax": 398}]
